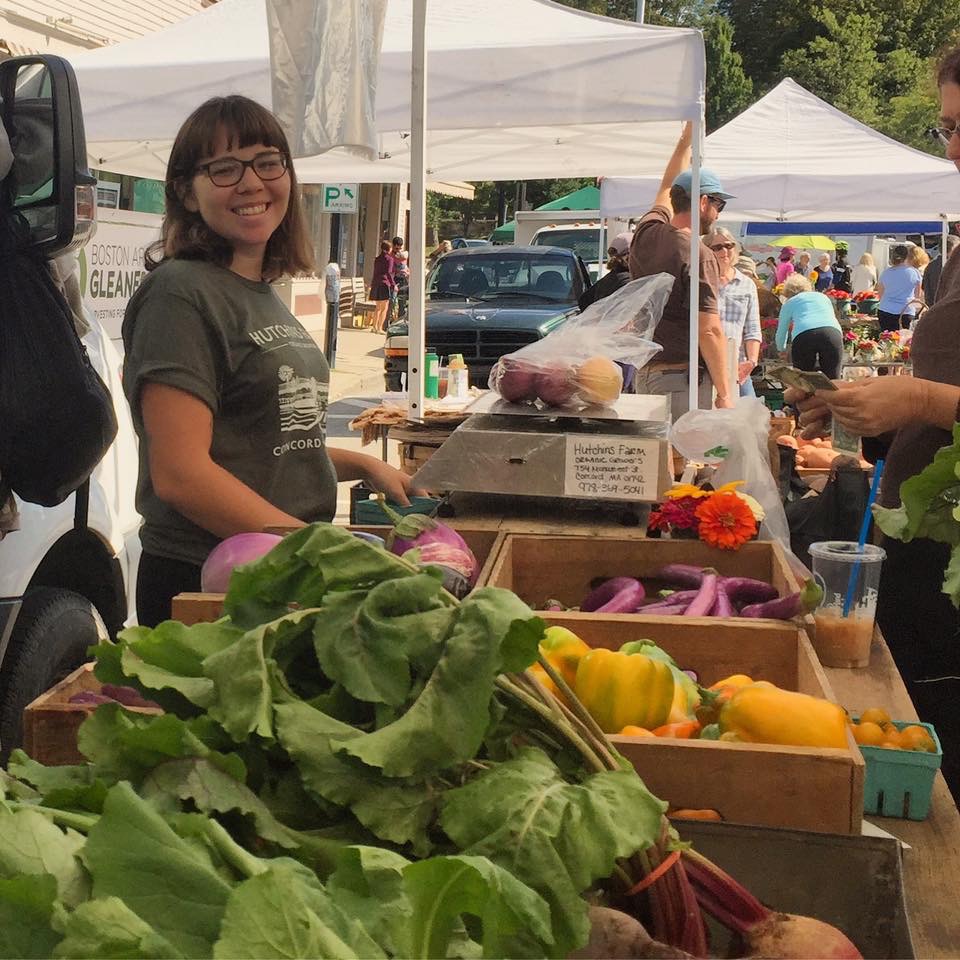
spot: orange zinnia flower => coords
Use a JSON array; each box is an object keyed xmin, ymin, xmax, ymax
[{"xmin": 695, "ymin": 492, "xmax": 758, "ymax": 550}]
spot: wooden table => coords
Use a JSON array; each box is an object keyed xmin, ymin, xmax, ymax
[{"xmin": 823, "ymin": 634, "xmax": 960, "ymax": 958}]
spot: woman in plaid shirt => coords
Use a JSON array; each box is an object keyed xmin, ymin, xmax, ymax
[{"xmin": 704, "ymin": 227, "xmax": 761, "ymax": 397}]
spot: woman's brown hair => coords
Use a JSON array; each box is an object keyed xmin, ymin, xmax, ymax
[
  {"xmin": 937, "ymin": 46, "xmax": 960, "ymax": 87},
  {"xmin": 146, "ymin": 95, "xmax": 314, "ymax": 280}
]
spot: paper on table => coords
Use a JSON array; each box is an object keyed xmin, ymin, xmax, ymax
[{"xmin": 860, "ymin": 818, "xmax": 911, "ymax": 850}]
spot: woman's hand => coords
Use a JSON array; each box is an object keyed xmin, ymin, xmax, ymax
[
  {"xmin": 737, "ymin": 361, "xmax": 755, "ymax": 385},
  {"xmin": 784, "ymin": 385, "xmax": 832, "ymax": 439},
  {"xmin": 362, "ymin": 458, "xmax": 426, "ymax": 507},
  {"xmin": 817, "ymin": 376, "xmax": 924, "ymax": 436}
]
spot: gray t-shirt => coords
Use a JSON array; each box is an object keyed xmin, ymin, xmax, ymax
[{"xmin": 122, "ymin": 259, "xmax": 338, "ymax": 566}]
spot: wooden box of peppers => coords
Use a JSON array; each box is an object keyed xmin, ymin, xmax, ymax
[{"xmin": 485, "ymin": 533, "xmax": 865, "ymax": 835}]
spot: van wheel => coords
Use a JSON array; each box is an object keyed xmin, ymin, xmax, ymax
[{"xmin": 0, "ymin": 588, "xmax": 109, "ymax": 761}]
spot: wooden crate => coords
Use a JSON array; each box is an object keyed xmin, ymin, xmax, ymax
[
  {"xmin": 23, "ymin": 663, "xmax": 163, "ymax": 766},
  {"xmin": 172, "ymin": 523, "xmax": 506, "ymax": 627},
  {"xmin": 543, "ymin": 612, "xmax": 865, "ymax": 835},
  {"xmin": 486, "ymin": 534, "xmax": 802, "ymax": 615}
]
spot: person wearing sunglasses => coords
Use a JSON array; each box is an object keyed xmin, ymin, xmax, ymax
[
  {"xmin": 121, "ymin": 95, "xmax": 419, "ymax": 627},
  {"xmin": 788, "ymin": 46, "xmax": 960, "ymax": 803},
  {"xmin": 704, "ymin": 228, "xmax": 761, "ymax": 397},
  {"xmin": 627, "ymin": 122, "xmax": 735, "ymax": 417}
]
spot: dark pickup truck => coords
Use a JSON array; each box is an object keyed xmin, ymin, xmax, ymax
[{"xmin": 384, "ymin": 245, "xmax": 591, "ymax": 391}]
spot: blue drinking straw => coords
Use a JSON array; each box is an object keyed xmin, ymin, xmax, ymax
[{"xmin": 843, "ymin": 459, "xmax": 885, "ymax": 617}]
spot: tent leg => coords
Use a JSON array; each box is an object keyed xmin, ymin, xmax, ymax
[
  {"xmin": 407, "ymin": 0, "xmax": 428, "ymax": 422},
  {"xmin": 688, "ymin": 115, "xmax": 702, "ymax": 413}
]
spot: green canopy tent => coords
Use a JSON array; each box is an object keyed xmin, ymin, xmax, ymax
[{"xmin": 489, "ymin": 184, "xmax": 601, "ymax": 243}]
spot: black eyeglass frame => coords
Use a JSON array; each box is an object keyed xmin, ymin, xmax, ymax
[
  {"xmin": 928, "ymin": 125, "xmax": 959, "ymax": 148},
  {"xmin": 194, "ymin": 151, "xmax": 289, "ymax": 187},
  {"xmin": 705, "ymin": 194, "xmax": 728, "ymax": 212},
  {"xmin": 709, "ymin": 241, "xmax": 736, "ymax": 251}
]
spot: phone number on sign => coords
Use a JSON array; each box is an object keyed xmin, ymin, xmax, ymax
[{"xmin": 574, "ymin": 480, "xmax": 648, "ymax": 496}]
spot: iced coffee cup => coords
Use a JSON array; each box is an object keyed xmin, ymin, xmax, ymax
[{"xmin": 809, "ymin": 541, "xmax": 886, "ymax": 668}]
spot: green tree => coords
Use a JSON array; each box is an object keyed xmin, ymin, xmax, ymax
[
  {"xmin": 702, "ymin": 13, "xmax": 753, "ymax": 129},
  {"xmin": 779, "ymin": 8, "xmax": 882, "ymax": 125}
]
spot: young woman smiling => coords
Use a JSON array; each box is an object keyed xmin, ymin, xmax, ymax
[{"xmin": 122, "ymin": 95, "xmax": 418, "ymax": 627}]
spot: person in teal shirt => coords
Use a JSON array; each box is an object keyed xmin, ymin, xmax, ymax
[{"xmin": 775, "ymin": 273, "xmax": 843, "ymax": 378}]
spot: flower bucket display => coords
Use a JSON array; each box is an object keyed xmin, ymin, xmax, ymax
[{"xmin": 852, "ymin": 289, "xmax": 879, "ymax": 316}]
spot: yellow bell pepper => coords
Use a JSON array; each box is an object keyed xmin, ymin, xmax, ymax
[
  {"xmin": 718, "ymin": 681, "xmax": 848, "ymax": 749},
  {"xmin": 708, "ymin": 674, "xmax": 754, "ymax": 692},
  {"xmin": 574, "ymin": 648, "xmax": 674, "ymax": 734},
  {"xmin": 528, "ymin": 626, "xmax": 591, "ymax": 696}
]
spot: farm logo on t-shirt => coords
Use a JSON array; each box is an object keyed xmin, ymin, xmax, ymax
[{"xmin": 277, "ymin": 364, "xmax": 327, "ymax": 434}]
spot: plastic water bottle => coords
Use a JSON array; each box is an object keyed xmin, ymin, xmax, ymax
[
  {"xmin": 424, "ymin": 352, "xmax": 440, "ymax": 399},
  {"xmin": 448, "ymin": 353, "xmax": 469, "ymax": 399}
]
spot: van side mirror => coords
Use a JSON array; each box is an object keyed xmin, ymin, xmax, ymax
[{"xmin": 0, "ymin": 55, "xmax": 96, "ymax": 259}]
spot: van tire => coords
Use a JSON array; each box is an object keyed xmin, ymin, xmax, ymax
[{"xmin": 0, "ymin": 588, "xmax": 109, "ymax": 761}]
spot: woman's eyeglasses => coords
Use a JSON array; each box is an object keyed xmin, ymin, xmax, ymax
[
  {"xmin": 709, "ymin": 242, "xmax": 736, "ymax": 251},
  {"xmin": 706, "ymin": 195, "xmax": 727, "ymax": 212},
  {"xmin": 195, "ymin": 151, "xmax": 288, "ymax": 187}
]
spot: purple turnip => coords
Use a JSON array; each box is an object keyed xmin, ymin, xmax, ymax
[{"xmin": 380, "ymin": 507, "xmax": 479, "ymax": 599}]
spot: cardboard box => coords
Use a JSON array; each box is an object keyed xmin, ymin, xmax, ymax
[
  {"xmin": 542, "ymin": 611, "xmax": 864, "ymax": 835},
  {"xmin": 486, "ymin": 533, "xmax": 802, "ymax": 616},
  {"xmin": 23, "ymin": 663, "xmax": 163, "ymax": 766},
  {"xmin": 171, "ymin": 522, "xmax": 505, "ymax": 627}
]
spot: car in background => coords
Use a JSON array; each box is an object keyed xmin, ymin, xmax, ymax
[
  {"xmin": 384, "ymin": 245, "xmax": 590, "ymax": 391},
  {"xmin": 530, "ymin": 222, "xmax": 605, "ymax": 281},
  {"xmin": 450, "ymin": 237, "xmax": 490, "ymax": 249}
]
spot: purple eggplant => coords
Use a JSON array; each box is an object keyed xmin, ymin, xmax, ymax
[
  {"xmin": 638, "ymin": 599, "xmax": 691, "ymax": 615},
  {"xmin": 740, "ymin": 579, "xmax": 823, "ymax": 620},
  {"xmin": 710, "ymin": 584, "xmax": 736, "ymax": 617},
  {"xmin": 683, "ymin": 570, "xmax": 719, "ymax": 617},
  {"xmin": 720, "ymin": 576, "xmax": 779, "ymax": 604},
  {"xmin": 654, "ymin": 563, "xmax": 705, "ymax": 588},
  {"xmin": 582, "ymin": 577, "xmax": 645, "ymax": 613},
  {"xmin": 654, "ymin": 589, "xmax": 700, "ymax": 605}
]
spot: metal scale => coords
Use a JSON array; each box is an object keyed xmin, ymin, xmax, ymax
[{"xmin": 411, "ymin": 392, "xmax": 672, "ymax": 523}]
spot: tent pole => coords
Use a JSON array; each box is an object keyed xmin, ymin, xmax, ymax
[
  {"xmin": 688, "ymin": 115, "xmax": 702, "ymax": 413},
  {"xmin": 598, "ymin": 217, "xmax": 606, "ymax": 278},
  {"xmin": 407, "ymin": 0, "xmax": 428, "ymax": 421},
  {"xmin": 942, "ymin": 215, "xmax": 949, "ymax": 262}
]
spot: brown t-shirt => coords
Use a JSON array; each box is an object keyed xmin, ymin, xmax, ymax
[
  {"xmin": 628, "ymin": 205, "xmax": 721, "ymax": 363},
  {"xmin": 879, "ymin": 251, "xmax": 960, "ymax": 508}
]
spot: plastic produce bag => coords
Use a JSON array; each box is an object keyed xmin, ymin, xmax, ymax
[
  {"xmin": 670, "ymin": 399, "xmax": 796, "ymax": 564},
  {"xmin": 487, "ymin": 273, "xmax": 671, "ymax": 411}
]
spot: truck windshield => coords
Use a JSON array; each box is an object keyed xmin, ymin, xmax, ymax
[
  {"xmin": 532, "ymin": 228, "xmax": 604, "ymax": 262},
  {"xmin": 428, "ymin": 253, "xmax": 578, "ymax": 302}
]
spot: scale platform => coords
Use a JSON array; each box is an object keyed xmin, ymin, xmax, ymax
[{"xmin": 410, "ymin": 393, "xmax": 672, "ymax": 506}]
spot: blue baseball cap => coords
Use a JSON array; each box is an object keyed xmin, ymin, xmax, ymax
[{"xmin": 671, "ymin": 167, "xmax": 734, "ymax": 199}]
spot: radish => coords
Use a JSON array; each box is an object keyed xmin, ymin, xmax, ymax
[
  {"xmin": 569, "ymin": 906, "xmax": 695, "ymax": 959},
  {"xmin": 581, "ymin": 577, "xmax": 645, "ymax": 613},
  {"xmin": 682, "ymin": 849, "xmax": 862, "ymax": 958}
]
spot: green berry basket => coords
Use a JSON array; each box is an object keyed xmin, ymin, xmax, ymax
[{"xmin": 856, "ymin": 719, "xmax": 942, "ymax": 820}]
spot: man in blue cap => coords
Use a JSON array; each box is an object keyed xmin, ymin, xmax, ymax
[{"xmin": 629, "ymin": 123, "xmax": 734, "ymax": 417}]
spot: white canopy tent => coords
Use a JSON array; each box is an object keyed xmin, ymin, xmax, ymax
[
  {"xmin": 71, "ymin": 0, "xmax": 704, "ymax": 184},
  {"xmin": 70, "ymin": 0, "xmax": 708, "ymax": 411},
  {"xmin": 600, "ymin": 78, "xmax": 960, "ymax": 223}
]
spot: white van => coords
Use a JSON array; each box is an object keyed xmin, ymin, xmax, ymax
[{"xmin": 0, "ymin": 55, "xmax": 140, "ymax": 755}]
